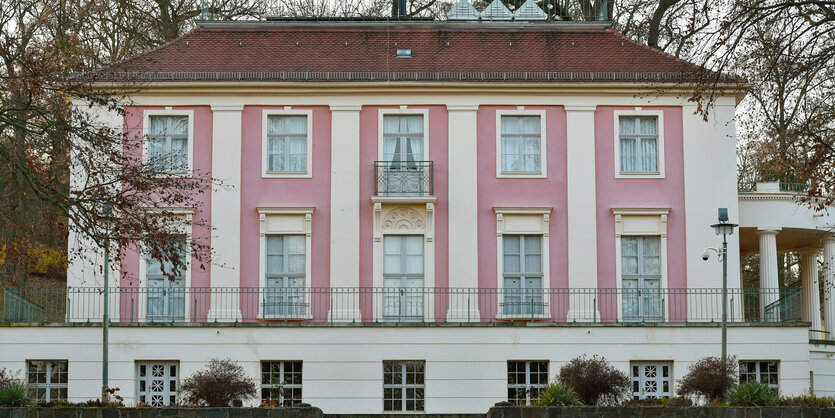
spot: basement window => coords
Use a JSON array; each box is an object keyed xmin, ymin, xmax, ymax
[{"xmin": 396, "ymin": 49, "xmax": 413, "ymax": 58}]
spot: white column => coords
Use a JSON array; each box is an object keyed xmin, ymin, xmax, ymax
[
  {"xmin": 329, "ymin": 105, "xmax": 362, "ymax": 321},
  {"xmin": 823, "ymin": 237, "xmax": 835, "ymax": 340},
  {"xmin": 757, "ymin": 228, "xmax": 781, "ymax": 320},
  {"xmin": 564, "ymin": 105, "xmax": 599, "ymax": 320},
  {"xmin": 446, "ymin": 105, "xmax": 481, "ymax": 321},
  {"xmin": 801, "ymin": 249, "xmax": 823, "ymax": 338},
  {"xmin": 208, "ymin": 105, "xmax": 243, "ymax": 321}
]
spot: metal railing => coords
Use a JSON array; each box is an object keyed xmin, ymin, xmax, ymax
[
  {"xmin": 738, "ymin": 181, "xmax": 811, "ymax": 194},
  {"xmin": 0, "ymin": 287, "xmax": 802, "ymax": 325},
  {"xmin": 374, "ymin": 161, "xmax": 433, "ymax": 197}
]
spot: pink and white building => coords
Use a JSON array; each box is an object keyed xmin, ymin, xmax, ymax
[{"xmin": 3, "ymin": 12, "xmax": 835, "ymax": 413}]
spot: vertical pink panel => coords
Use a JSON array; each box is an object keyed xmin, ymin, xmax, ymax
[{"xmin": 594, "ymin": 106, "xmax": 687, "ymax": 321}]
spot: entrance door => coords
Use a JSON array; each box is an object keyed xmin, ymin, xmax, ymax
[
  {"xmin": 383, "ymin": 235, "xmax": 424, "ymax": 321},
  {"xmin": 631, "ymin": 362, "xmax": 671, "ymax": 399}
]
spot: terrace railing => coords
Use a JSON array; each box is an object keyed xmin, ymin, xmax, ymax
[
  {"xmin": 374, "ymin": 161, "xmax": 433, "ymax": 197},
  {"xmin": 0, "ymin": 287, "xmax": 802, "ymax": 325}
]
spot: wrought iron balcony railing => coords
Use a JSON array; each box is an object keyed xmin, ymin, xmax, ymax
[
  {"xmin": 374, "ymin": 160, "xmax": 433, "ymax": 197},
  {"xmin": 1, "ymin": 286, "xmax": 801, "ymax": 325}
]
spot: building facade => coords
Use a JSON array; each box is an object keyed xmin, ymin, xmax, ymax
[{"xmin": 2, "ymin": 15, "xmax": 835, "ymax": 413}]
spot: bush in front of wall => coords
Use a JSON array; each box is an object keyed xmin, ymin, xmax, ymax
[
  {"xmin": 180, "ymin": 358, "xmax": 258, "ymax": 407},
  {"xmin": 557, "ymin": 355, "xmax": 629, "ymax": 406},
  {"xmin": 530, "ymin": 384, "xmax": 584, "ymax": 406},
  {"xmin": 677, "ymin": 356, "xmax": 738, "ymax": 403},
  {"xmin": 726, "ymin": 381, "xmax": 778, "ymax": 406},
  {"xmin": 621, "ymin": 397, "xmax": 693, "ymax": 407},
  {"xmin": 780, "ymin": 394, "xmax": 835, "ymax": 408},
  {"xmin": 0, "ymin": 383, "xmax": 33, "ymax": 406}
]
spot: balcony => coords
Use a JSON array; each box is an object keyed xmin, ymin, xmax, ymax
[
  {"xmin": 374, "ymin": 161, "xmax": 433, "ymax": 197},
  {"xmin": 0, "ymin": 286, "xmax": 801, "ymax": 325}
]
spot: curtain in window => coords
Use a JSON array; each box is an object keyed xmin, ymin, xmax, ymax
[
  {"xmin": 620, "ymin": 138, "xmax": 636, "ymax": 173},
  {"xmin": 621, "ymin": 237, "xmax": 639, "ymax": 275},
  {"xmin": 503, "ymin": 236, "xmax": 521, "ymax": 273},
  {"xmin": 405, "ymin": 236, "xmax": 423, "ymax": 274},
  {"xmin": 286, "ymin": 236, "xmax": 305, "ymax": 274},
  {"xmin": 641, "ymin": 237, "xmax": 660, "ymax": 275},
  {"xmin": 640, "ymin": 138, "xmax": 657, "ymax": 172},
  {"xmin": 524, "ymin": 236, "xmax": 541, "ymax": 272},
  {"xmin": 266, "ymin": 236, "xmax": 283, "ymax": 274},
  {"xmin": 268, "ymin": 137, "xmax": 285, "ymax": 172},
  {"xmin": 170, "ymin": 137, "xmax": 188, "ymax": 170},
  {"xmin": 267, "ymin": 116, "xmax": 307, "ymax": 172}
]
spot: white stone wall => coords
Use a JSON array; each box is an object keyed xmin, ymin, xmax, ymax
[
  {"xmin": 810, "ymin": 342, "xmax": 835, "ymax": 397},
  {"xmin": 0, "ymin": 325, "xmax": 811, "ymax": 413}
]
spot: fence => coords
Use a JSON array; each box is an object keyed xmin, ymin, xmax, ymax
[{"xmin": 0, "ymin": 287, "xmax": 802, "ymax": 325}]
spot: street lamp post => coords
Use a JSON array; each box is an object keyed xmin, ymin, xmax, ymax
[
  {"xmin": 101, "ymin": 204, "xmax": 112, "ymax": 403},
  {"xmin": 709, "ymin": 208, "xmax": 738, "ymax": 363}
]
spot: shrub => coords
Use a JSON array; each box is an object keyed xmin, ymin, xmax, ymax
[
  {"xmin": 780, "ymin": 394, "xmax": 835, "ymax": 408},
  {"xmin": 179, "ymin": 358, "xmax": 257, "ymax": 407},
  {"xmin": 621, "ymin": 397, "xmax": 693, "ymax": 407},
  {"xmin": 726, "ymin": 381, "xmax": 778, "ymax": 406},
  {"xmin": 0, "ymin": 368, "xmax": 16, "ymax": 388},
  {"xmin": 28, "ymin": 247, "xmax": 67, "ymax": 279},
  {"xmin": 531, "ymin": 384, "xmax": 584, "ymax": 406},
  {"xmin": 557, "ymin": 355, "xmax": 629, "ymax": 405},
  {"xmin": 677, "ymin": 356, "xmax": 738, "ymax": 402},
  {"xmin": 0, "ymin": 383, "xmax": 33, "ymax": 406}
]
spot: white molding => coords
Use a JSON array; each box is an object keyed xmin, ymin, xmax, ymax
[
  {"xmin": 142, "ymin": 109, "xmax": 195, "ymax": 177},
  {"xmin": 493, "ymin": 207, "xmax": 552, "ymax": 319},
  {"xmin": 377, "ymin": 108, "xmax": 430, "ymax": 161},
  {"xmin": 613, "ymin": 109, "xmax": 665, "ymax": 179},
  {"xmin": 257, "ymin": 208, "xmax": 314, "ymax": 320},
  {"xmin": 611, "ymin": 208, "xmax": 671, "ymax": 217},
  {"xmin": 261, "ymin": 108, "xmax": 314, "ymax": 178},
  {"xmin": 446, "ymin": 104, "xmax": 480, "ymax": 112},
  {"xmin": 329, "ymin": 105, "xmax": 362, "ymax": 112},
  {"xmin": 210, "ymin": 105, "xmax": 244, "ymax": 111},
  {"xmin": 495, "ymin": 109, "xmax": 548, "ymax": 178},
  {"xmin": 371, "ymin": 196, "xmax": 438, "ymax": 204}
]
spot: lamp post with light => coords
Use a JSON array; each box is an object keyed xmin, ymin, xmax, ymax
[
  {"xmin": 101, "ymin": 203, "xmax": 112, "ymax": 403},
  {"xmin": 703, "ymin": 208, "xmax": 738, "ymax": 363}
]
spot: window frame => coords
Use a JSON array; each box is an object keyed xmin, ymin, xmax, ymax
[
  {"xmin": 143, "ymin": 109, "xmax": 195, "ymax": 177},
  {"xmin": 501, "ymin": 235, "xmax": 545, "ymax": 316},
  {"xmin": 507, "ymin": 360, "xmax": 549, "ymax": 405},
  {"xmin": 739, "ymin": 360, "xmax": 779, "ymax": 389},
  {"xmin": 496, "ymin": 109, "xmax": 547, "ymax": 178},
  {"xmin": 136, "ymin": 361, "xmax": 179, "ymax": 407},
  {"xmin": 26, "ymin": 360, "xmax": 68, "ymax": 403},
  {"xmin": 613, "ymin": 109, "xmax": 665, "ymax": 179},
  {"xmin": 260, "ymin": 360, "xmax": 303, "ymax": 406},
  {"xmin": 630, "ymin": 361, "xmax": 672, "ymax": 399},
  {"xmin": 382, "ymin": 360, "xmax": 426, "ymax": 412},
  {"xmin": 494, "ymin": 207, "xmax": 552, "ymax": 319},
  {"xmin": 261, "ymin": 108, "xmax": 314, "ymax": 178},
  {"xmin": 257, "ymin": 207, "xmax": 314, "ymax": 319},
  {"xmin": 377, "ymin": 107, "xmax": 430, "ymax": 162},
  {"xmin": 137, "ymin": 208, "xmax": 193, "ymax": 322}
]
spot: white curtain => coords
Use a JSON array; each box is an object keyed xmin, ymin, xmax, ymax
[
  {"xmin": 288, "ymin": 137, "xmax": 306, "ymax": 172},
  {"xmin": 267, "ymin": 116, "xmax": 307, "ymax": 172},
  {"xmin": 524, "ymin": 236, "xmax": 541, "ymax": 273},
  {"xmin": 268, "ymin": 137, "xmax": 285, "ymax": 172},
  {"xmin": 266, "ymin": 236, "xmax": 283, "ymax": 274},
  {"xmin": 620, "ymin": 138, "xmax": 636, "ymax": 172},
  {"xmin": 621, "ymin": 237, "xmax": 639, "ymax": 275},
  {"xmin": 641, "ymin": 138, "xmax": 657, "ymax": 172},
  {"xmin": 503, "ymin": 236, "xmax": 521, "ymax": 273},
  {"xmin": 641, "ymin": 237, "xmax": 661, "ymax": 276},
  {"xmin": 405, "ymin": 236, "xmax": 423, "ymax": 274},
  {"xmin": 286, "ymin": 236, "xmax": 305, "ymax": 274}
]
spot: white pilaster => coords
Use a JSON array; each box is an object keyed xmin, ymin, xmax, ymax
[
  {"xmin": 824, "ymin": 237, "xmax": 835, "ymax": 340},
  {"xmin": 446, "ymin": 105, "xmax": 481, "ymax": 321},
  {"xmin": 208, "ymin": 105, "xmax": 243, "ymax": 321},
  {"xmin": 757, "ymin": 228, "xmax": 781, "ymax": 320},
  {"xmin": 329, "ymin": 105, "xmax": 362, "ymax": 321},
  {"xmin": 564, "ymin": 105, "xmax": 599, "ymax": 321},
  {"xmin": 801, "ymin": 249, "xmax": 823, "ymax": 338}
]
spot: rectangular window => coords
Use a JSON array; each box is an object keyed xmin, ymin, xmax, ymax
[
  {"xmin": 619, "ymin": 116, "xmax": 658, "ymax": 173},
  {"xmin": 621, "ymin": 236, "xmax": 662, "ymax": 321},
  {"xmin": 507, "ymin": 361, "xmax": 548, "ymax": 405},
  {"xmin": 383, "ymin": 235, "xmax": 424, "ymax": 321},
  {"xmin": 146, "ymin": 237, "xmax": 187, "ymax": 321},
  {"xmin": 136, "ymin": 362, "xmax": 178, "ymax": 406},
  {"xmin": 383, "ymin": 360, "xmax": 425, "ymax": 412},
  {"xmin": 501, "ymin": 115, "xmax": 541, "ymax": 174},
  {"xmin": 264, "ymin": 235, "xmax": 306, "ymax": 316},
  {"xmin": 267, "ymin": 115, "xmax": 308, "ymax": 173},
  {"xmin": 148, "ymin": 115, "xmax": 189, "ymax": 173},
  {"xmin": 502, "ymin": 235, "xmax": 544, "ymax": 315},
  {"xmin": 739, "ymin": 361, "xmax": 778, "ymax": 389},
  {"xmin": 631, "ymin": 362, "xmax": 671, "ymax": 399},
  {"xmin": 383, "ymin": 115, "xmax": 424, "ymax": 165},
  {"xmin": 27, "ymin": 360, "xmax": 67, "ymax": 403},
  {"xmin": 261, "ymin": 361, "xmax": 303, "ymax": 406}
]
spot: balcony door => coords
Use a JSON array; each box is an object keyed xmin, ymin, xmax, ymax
[
  {"xmin": 383, "ymin": 235, "xmax": 424, "ymax": 321},
  {"xmin": 622, "ymin": 236, "xmax": 662, "ymax": 321},
  {"xmin": 146, "ymin": 239, "xmax": 186, "ymax": 321},
  {"xmin": 381, "ymin": 115, "xmax": 425, "ymax": 195}
]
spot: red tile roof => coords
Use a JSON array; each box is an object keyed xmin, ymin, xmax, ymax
[{"xmin": 96, "ymin": 21, "xmax": 713, "ymax": 83}]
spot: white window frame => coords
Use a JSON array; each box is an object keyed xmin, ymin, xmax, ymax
[
  {"xmin": 382, "ymin": 360, "xmax": 426, "ymax": 412},
  {"xmin": 613, "ymin": 108, "xmax": 665, "ymax": 178},
  {"xmin": 496, "ymin": 108, "xmax": 547, "ymax": 178},
  {"xmin": 137, "ymin": 208, "xmax": 194, "ymax": 322},
  {"xmin": 257, "ymin": 207, "xmax": 314, "ymax": 319},
  {"xmin": 739, "ymin": 360, "xmax": 779, "ymax": 389},
  {"xmin": 630, "ymin": 361, "xmax": 672, "ymax": 399},
  {"xmin": 26, "ymin": 360, "xmax": 68, "ymax": 403},
  {"xmin": 143, "ymin": 108, "xmax": 194, "ymax": 177},
  {"xmin": 261, "ymin": 108, "xmax": 313, "ymax": 178},
  {"xmin": 377, "ymin": 107, "xmax": 430, "ymax": 162},
  {"xmin": 507, "ymin": 360, "xmax": 549, "ymax": 406},
  {"xmin": 494, "ymin": 207, "xmax": 552, "ymax": 319},
  {"xmin": 260, "ymin": 360, "xmax": 303, "ymax": 406},
  {"xmin": 136, "ymin": 361, "xmax": 179, "ymax": 406}
]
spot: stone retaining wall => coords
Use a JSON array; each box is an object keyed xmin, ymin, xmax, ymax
[
  {"xmin": 0, "ymin": 408, "xmax": 322, "ymax": 418},
  {"xmin": 487, "ymin": 406, "xmax": 835, "ymax": 417}
]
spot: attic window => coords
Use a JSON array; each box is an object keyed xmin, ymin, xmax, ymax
[{"xmin": 395, "ymin": 49, "xmax": 413, "ymax": 58}]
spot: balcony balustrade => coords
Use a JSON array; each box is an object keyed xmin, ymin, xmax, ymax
[
  {"xmin": 374, "ymin": 161, "xmax": 433, "ymax": 197},
  {"xmin": 1, "ymin": 286, "xmax": 800, "ymax": 325}
]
